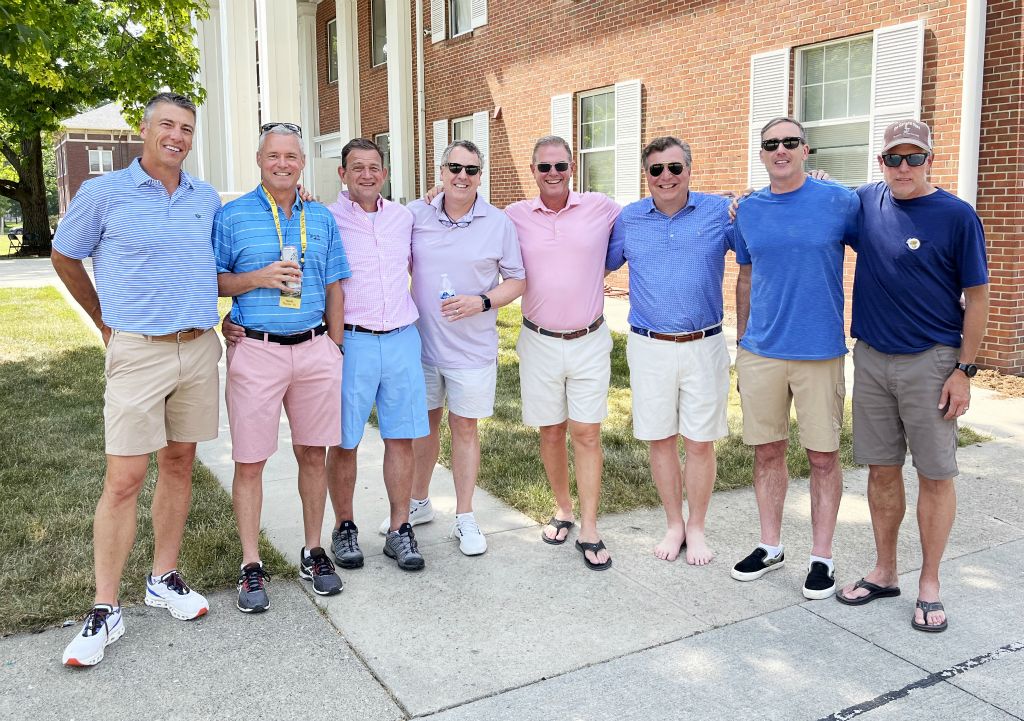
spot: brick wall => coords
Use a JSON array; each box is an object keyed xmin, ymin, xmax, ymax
[{"xmin": 57, "ymin": 133, "xmax": 142, "ymax": 215}]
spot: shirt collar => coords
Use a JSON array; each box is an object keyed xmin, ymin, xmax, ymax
[
  {"xmin": 129, "ymin": 157, "xmax": 193, "ymax": 191},
  {"xmin": 528, "ymin": 190, "xmax": 581, "ymax": 214},
  {"xmin": 431, "ymin": 192, "xmax": 486, "ymax": 220},
  {"xmin": 338, "ymin": 190, "xmax": 384, "ymax": 213},
  {"xmin": 254, "ymin": 184, "xmax": 303, "ymax": 214},
  {"xmin": 644, "ymin": 193, "xmax": 697, "ymax": 218}
]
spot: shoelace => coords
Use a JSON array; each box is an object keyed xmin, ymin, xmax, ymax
[
  {"xmin": 159, "ymin": 570, "xmax": 191, "ymax": 595},
  {"xmin": 336, "ymin": 527, "xmax": 359, "ymax": 553},
  {"xmin": 392, "ymin": 528, "xmax": 419, "ymax": 555},
  {"xmin": 449, "ymin": 516, "xmax": 480, "ymax": 539},
  {"xmin": 309, "ymin": 552, "xmax": 336, "ymax": 577},
  {"xmin": 82, "ymin": 607, "xmax": 111, "ymax": 637},
  {"xmin": 240, "ymin": 566, "xmax": 270, "ymax": 592}
]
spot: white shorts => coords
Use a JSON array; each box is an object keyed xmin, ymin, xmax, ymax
[
  {"xmin": 423, "ymin": 362, "xmax": 497, "ymax": 419},
  {"xmin": 627, "ymin": 331, "xmax": 731, "ymax": 442},
  {"xmin": 516, "ymin": 322, "xmax": 612, "ymax": 427}
]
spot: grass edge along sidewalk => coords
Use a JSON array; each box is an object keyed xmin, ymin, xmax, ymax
[
  {"xmin": 430, "ymin": 305, "xmax": 988, "ymax": 523},
  {"xmin": 0, "ymin": 287, "xmax": 290, "ymax": 635}
]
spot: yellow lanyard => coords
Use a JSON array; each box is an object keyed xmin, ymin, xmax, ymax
[{"xmin": 261, "ymin": 185, "xmax": 307, "ymax": 265}]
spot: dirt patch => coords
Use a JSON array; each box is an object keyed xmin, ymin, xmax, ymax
[{"xmin": 974, "ymin": 369, "xmax": 1024, "ymax": 398}]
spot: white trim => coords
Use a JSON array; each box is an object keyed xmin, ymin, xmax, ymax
[
  {"xmin": 613, "ymin": 79, "xmax": 642, "ymax": 205},
  {"xmin": 868, "ymin": 20, "xmax": 925, "ymax": 182},
  {"xmin": 470, "ymin": 0, "xmax": 487, "ymax": 29},
  {"xmin": 433, "ymin": 118, "xmax": 448, "ymax": 185},
  {"xmin": 430, "ymin": 0, "xmax": 445, "ymax": 43},
  {"xmin": 472, "ymin": 110, "xmax": 490, "ymax": 203},
  {"xmin": 748, "ymin": 48, "xmax": 790, "ymax": 188},
  {"xmin": 577, "ymin": 87, "xmax": 615, "ymax": 196},
  {"xmin": 551, "ymin": 93, "xmax": 573, "ymax": 191}
]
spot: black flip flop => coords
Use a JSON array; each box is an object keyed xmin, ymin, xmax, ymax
[
  {"xmin": 912, "ymin": 600, "xmax": 948, "ymax": 632},
  {"xmin": 541, "ymin": 517, "xmax": 574, "ymax": 545},
  {"xmin": 575, "ymin": 539, "xmax": 612, "ymax": 571},
  {"xmin": 836, "ymin": 578, "xmax": 901, "ymax": 606}
]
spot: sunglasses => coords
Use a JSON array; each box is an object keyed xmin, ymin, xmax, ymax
[
  {"xmin": 881, "ymin": 152, "xmax": 929, "ymax": 168},
  {"xmin": 760, "ymin": 137, "xmax": 803, "ymax": 152},
  {"xmin": 260, "ymin": 122, "xmax": 302, "ymax": 137},
  {"xmin": 536, "ymin": 162, "xmax": 570, "ymax": 173},
  {"xmin": 647, "ymin": 162, "xmax": 686, "ymax": 177},
  {"xmin": 443, "ymin": 162, "xmax": 481, "ymax": 176}
]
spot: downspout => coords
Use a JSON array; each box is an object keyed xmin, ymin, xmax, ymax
[
  {"xmin": 416, "ymin": 0, "xmax": 427, "ymax": 196},
  {"xmin": 957, "ymin": 0, "xmax": 986, "ymax": 207}
]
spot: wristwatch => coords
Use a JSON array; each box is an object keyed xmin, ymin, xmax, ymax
[
  {"xmin": 953, "ymin": 362, "xmax": 978, "ymax": 377},
  {"xmin": 479, "ymin": 294, "xmax": 492, "ymax": 312}
]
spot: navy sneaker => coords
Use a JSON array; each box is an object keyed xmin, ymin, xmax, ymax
[
  {"xmin": 237, "ymin": 562, "xmax": 270, "ymax": 614},
  {"xmin": 299, "ymin": 547, "xmax": 343, "ymax": 596}
]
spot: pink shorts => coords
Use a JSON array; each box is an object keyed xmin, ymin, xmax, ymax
[{"xmin": 226, "ymin": 333, "xmax": 342, "ymax": 463}]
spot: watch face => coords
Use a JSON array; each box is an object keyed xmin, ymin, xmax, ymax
[{"xmin": 965, "ymin": 364, "xmax": 978, "ymax": 378}]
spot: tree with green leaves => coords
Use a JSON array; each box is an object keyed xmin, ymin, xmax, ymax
[{"xmin": 0, "ymin": 0, "xmax": 208, "ymax": 254}]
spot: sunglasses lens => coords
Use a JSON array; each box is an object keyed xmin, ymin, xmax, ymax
[
  {"xmin": 761, "ymin": 140, "xmax": 779, "ymax": 152},
  {"xmin": 908, "ymin": 154, "xmax": 928, "ymax": 167},
  {"xmin": 554, "ymin": 162, "xmax": 569, "ymax": 172},
  {"xmin": 537, "ymin": 163, "xmax": 551, "ymax": 172},
  {"xmin": 465, "ymin": 166, "xmax": 480, "ymax": 176},
  {"xmin": 648, "ymin": 164, "xmax": 664, "ymax": 177},
  {"xmin": 667, "ymin": 163, "xmax": 684, "ymax": 175},
  {"xmin": 782, "ymin": 138, "xmax": 802, "ymax": 149}
]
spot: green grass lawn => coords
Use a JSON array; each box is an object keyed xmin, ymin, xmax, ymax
[
  {"xmin": 0, "ymin": 288, "xmax": 290, "ymax": 634},
  {"xmin": 431, "ymin": 305, "xmax": 987, "ymax": 523}
]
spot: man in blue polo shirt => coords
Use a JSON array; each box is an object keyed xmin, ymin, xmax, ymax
[
  {"xmin": 836, "ymin": 120, "xmax": 989, "ymax": 634},
  {"xmin": 214, "ymin": 123, "xmax": 351, "ymax": 613},
  {"xmin": 53, "ymin": 93, "xmax": 222, "ymax": 667},
  {"xmin": 607, "ymin": 136, "xmax": 734, "ymax": 566},
  {"xmin": 731, "ymin": 116, "xmax": 860, "ymax": 601}
]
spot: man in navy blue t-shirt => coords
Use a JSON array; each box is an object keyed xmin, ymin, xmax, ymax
[{"xmin": 836, "ymin": 120, "xmax": 988, "ymax": 634}]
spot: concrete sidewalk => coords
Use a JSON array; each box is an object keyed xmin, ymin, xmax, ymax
[{"xmin": 2, "ymin": 260, "xmax": 1022, "ymax": 720}]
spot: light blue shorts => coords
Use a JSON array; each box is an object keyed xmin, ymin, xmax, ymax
[{"xmin": 340, "ymin": 325, "xmax": 430, "ymax": 449}]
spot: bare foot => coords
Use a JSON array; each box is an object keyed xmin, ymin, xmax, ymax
[
  {"xmin": 654, "ymin": 527, "xmax": 685, "ymax": 561},
  {"xmin": 838, "ymin": 567, "xmax": 899, "ymax": 602},
  {"xmin": 684, "ymin": 528, "xmax": 714, "ymax": 565},
  {"xmin": 542, "ymin": 513, "xmax": 574, "ymax": 543}
]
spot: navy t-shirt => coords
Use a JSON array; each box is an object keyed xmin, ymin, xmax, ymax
[{"xmin": 851, "ymin": 182, "xmax": 988, "ymax": 354}]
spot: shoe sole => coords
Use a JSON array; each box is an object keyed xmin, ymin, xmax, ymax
[
  {"xmin": 144, "ymin": 595, "xmax": 208, "ymax": 621},
  {"xmin": 731, "ymin": 559, "xmax": 785, "ymax": 582},
  {"xmin": 332, "ymin": 553, "xmax": 365, "ymax": 569},
  {"xmin": 379, "ymin": 510, "xmax": 435, "ymax": 535},
  {"xmin": 236, "ymin": 600, "xmax": 270, "ymax": 614},
  {"xmin": 802, "ymin": 583, "xmax": 837, "ymax": 600},
  {"xmin": 298, "ymin": 569, "xmax": 343, "ymax": 596},
  {"xmin": 383, "ymin": 546, "xmax": 426, "ymax": 571},
  {"xmin": 63, "ymin": 621, "xmax": 125, "ymax": 667}
]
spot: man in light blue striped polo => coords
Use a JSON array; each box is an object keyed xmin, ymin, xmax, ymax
[
  {"xmin": 53, "ymin": 93, "xmax": 223, "ymax": 667},
  {"xmin": 214, "ymin": 123, "xmax": 351, "ymax": 614}
]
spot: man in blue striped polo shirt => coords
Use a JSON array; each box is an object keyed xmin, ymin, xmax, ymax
[
  {"xmin": 53, "ymin": 93, "xmax": 223, "ymax": 667},
  {"xmin": 606, "ymin": 136, "xmax": 734, "ymax": 567},
  {"xmin": 214, "ymin": 123, "xmax": 351, "ymax": 614}
]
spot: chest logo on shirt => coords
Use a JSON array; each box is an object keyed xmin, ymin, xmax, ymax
[
  {"xmin": 906, "ymin": 237, "xmax": 921, "ymax": 250},
  {"xmin": 195, "ymin": 213, "xmax": 202, "ymax": 219}
]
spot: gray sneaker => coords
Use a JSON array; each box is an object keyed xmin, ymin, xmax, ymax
[
  {"xmin": 331, "ymin": 520, "xmax": 364, "ymax": 569},
  {"xmin": 299, "ymin": 547, "xmax": 343, "ymax": 596},
  {"xmin": 237, "ymin": 562, "xmax": 270, "ymax": 614},
  {"xmin": 383, "ymin": 523, "xmax": 426, "ymax": 571}
]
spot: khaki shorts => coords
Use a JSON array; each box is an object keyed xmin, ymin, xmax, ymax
[
  {"xmin": 852, "ymin": 340, "xmax": 959, "ymax": 479},
  {"xmin": 516, "ymin": 322, "xmax": 612, "ymax": 427},
  {"xmin": 104, "ymin": 329, "xmax": 222, "ymax": 456},
  {"xmin": 736, "ymin": 347, "xmax": 845, "ymax": 452},
  {"xmin": 423, "ymin": 362, "xmax": 497, "ymax": 419}
]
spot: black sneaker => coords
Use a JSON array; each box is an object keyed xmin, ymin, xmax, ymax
[
  {"xmin": 731, "ymin": 546, "xmax": 786, "ymax": 581},
  {"xmin": 237, "ymin": 562, "xmax": 271, "ymax": 614},
  {"xmin": 299, "ymin": 547, "xmax": 343, "ymax": 596},
  {"xmin": 383, "ymin": 523, "xmax": 426, "ymax": 571},
  {"xmin": 331, "ymin": 520, "xmax": 364, "ymax": 569},
  {"xmin": 802, "ymin": 561, "xmax": 836, "ymax": 600}
]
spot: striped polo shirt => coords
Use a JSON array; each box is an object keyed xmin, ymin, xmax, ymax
[
  {"xmin": 214, "ymin": 186, "xmax": 351, "ymax": 334},
  {"xmin": 52, "ymin": 158, "xmax": 222, "ymax": 334}
]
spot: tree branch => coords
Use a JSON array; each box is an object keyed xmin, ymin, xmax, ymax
[
  {"xmin": 0, "ymin": 177, "xmax": 23, "ymax": 199},
  {"xmin": 0, "ymin": 140, "xmax": 23, "ymax": 177}
]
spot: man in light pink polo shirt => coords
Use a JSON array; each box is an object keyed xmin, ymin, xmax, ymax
[{"xmin": 505, "ymin": 135, "xmax": 620, "ymax": 571}]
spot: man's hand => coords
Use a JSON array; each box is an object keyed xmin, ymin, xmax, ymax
[
  {"xmin": 256, "ymin": 260, "xmax": 302, "ymax": 291},
  {"xmin": 441, "ymin": 294, "xmax": 484, "ymax": 322},
  {"xmin": 296, "ymin": 183, "xmax": 316, "ymax": 203},
  {"xmin": 424, "ymin": 184, "xmax": 443, "ymax": 203},
  {"xmin": 807, "ymin": 169, "xmax": 832, "ymax": 181},
  {"xmin": 728, "ymin": 187, "xmax": 754, "ymax": 222},
  {"xmin": 222, "ymin": 313, "xmax": 245, "ymax": 346},
  {"xmin": 100, "ymin": 324, "xmax": 112, "ymax": 347},
  {"xmin": 939, "ymin": 370, "xmax": 971, "ymax": 420}
]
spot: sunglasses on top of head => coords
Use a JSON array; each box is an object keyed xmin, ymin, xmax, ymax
[
  {"xmin": 260, "ymin": 122, "xmax": 302, "ymax": 137},
  {"xmin": 647, "ymin": 162, "xmax": 686, "ymax": 177},
  {"xmin": 443, "ymin": 162, "xmax": 481, "ymax": 176},
  {"xmin": 760, "ymin": 137, "xmax": 803, "ymax": 152},
  {"xmin": 535, "ymin": 161, "xmax": 570, "ymax": 173},
  {"xmin": 881, "ymin": 152, "xmax": 929, "ymax": 168}
]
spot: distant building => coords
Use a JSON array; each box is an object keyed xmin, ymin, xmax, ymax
[{"xmin": 56, "ymin": 103, "xmax": 142, "ymax": 217}]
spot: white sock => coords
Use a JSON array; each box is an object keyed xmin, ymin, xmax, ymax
[
  {"xmin": 455, "ymin": 511, "xmax": 475, "ymax": 520},
  {"xmin": 411, "ymin": 497, "xmax": 429, "ymax": 507},
  {"xmin": 810, "ymin": 554, "xmax": 834, "ymax": 572},
  {"xmin": 758, "ymin": 543, "xmax": 784, "ymax": 559},
  {"xmin": 302, "ymin": 547, "xmax": 312, "ymax": 560}
]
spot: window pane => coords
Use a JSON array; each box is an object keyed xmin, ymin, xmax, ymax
[
  {"xmin": 581, "ymin": 95, "xmax": 595, "ymax": 125},
  {"xmin": 849, "ymin": 77, "xmax": 871, "ymax": 116},
  {"xmin": 823, "ymin": 81, "xmax": 848, "ymax": 119},
  {"xmin": 803, "ymin": 47, "xmax": 823, "ymax": 85},
  {"xmin": 102, "ymin": 150, "xmax": 112, "ymax": 172},
  {"xmin": 823, "ymin": 43, "xmax": 849, "ymax": 82},
  {"xmin": 850, "ymin": 38, "xmax": 872, "ymax": 77},
  {"xmin": 328, "ymin": 21, "xmax": 338, "ymax": 82},
  {"xmin": 452, "ymin": 119, "xmax": 473, "ymax": 141},
  {"xmin": 371, "ymin": 0, "xmax": 386, "ymax": 66},
  {"xmin": 803, "ymin": 85, "xmax": 823, "ymax": 122},
  {"xmin": 581, "ymin": 149, "xmax": 614, "ymax": 196},
  {"xmin": 451, "ymin": 0, "xmax": 471, "ymax": 35},
  {"xmin": 89, "ymin": 151, "xmax": 100, "ymax": 173},
  {"xmin": 581, "ymin": 123, "xmax": 594, "ymax": 149},
  {"xmin": 805, "ymin": 122, "xmax": 869, "ymax": 187}
]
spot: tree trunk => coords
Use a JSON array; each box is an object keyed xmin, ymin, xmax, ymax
[{"xmin": 16, "ymin": 134, "xmax": 52, "ymax": 255}]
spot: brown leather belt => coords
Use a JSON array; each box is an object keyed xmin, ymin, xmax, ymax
[
  {"xmin": 630, "ymin": 325, "xmax": 722, "ymax": 343},
  {"xmin": 522, "ymin": 315, "xmax": 604, "ymax": 340},
  {"xmin": 117, "ymin": 328, "xmax": 209, "ymax": 343}
]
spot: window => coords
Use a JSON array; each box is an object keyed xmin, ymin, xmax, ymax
[
  {"xmin": 798, "ymin": 35, "xmax": 872, "ymax": 186},
  {"xmin": 375, "ymin": 132, "xmax": 392, "ymax": 200},
  {"xmin": 371, "ymin": 0, "xmax": 386, "ymax": 67},
  {"xmin": 451, "ymin": 116, "xmax": 474, "ymax": 142},
  {"xmin": 88, "ymin": 149, "xmax": 113, "ymax": 174},
  {"xmin": 450, "ymin": 0, "xmax": 472, "ymax": 37},
  {"xmin": 578, "ymin": 89, "xmax": 615, "ymax": 197},
  {"xmin": 327, "ymin": 19, "xmax": 339, "ymax": 83}
]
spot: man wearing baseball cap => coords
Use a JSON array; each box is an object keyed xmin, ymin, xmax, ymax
[{"xmin": 836, "ymin": 120, "xmax": 989, "ymax": 634}]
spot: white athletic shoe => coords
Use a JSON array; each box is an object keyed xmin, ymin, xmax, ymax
[
  {"xmin": 145, "ymin": 570, "xmax": 209, "ymax": 620},
  {"xmin": 378, "ymin": 498, "xmax": 435, "ymax": 535},
  {"xmin": 62, "ymin": 604, "xmax": 124, "ymax": 667},
  {"xmin": 450, "ymin": 512, "xmax": 487, "ymax": 556}
]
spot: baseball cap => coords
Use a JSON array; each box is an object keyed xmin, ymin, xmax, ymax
[{"xmin": 882, "ymin": 120, "xmax": 932, "ymax": 153}]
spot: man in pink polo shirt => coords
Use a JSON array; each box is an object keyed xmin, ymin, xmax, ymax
[{"xmin": 505, "ymin": 136, "xmax": 620, "ymax": 570}]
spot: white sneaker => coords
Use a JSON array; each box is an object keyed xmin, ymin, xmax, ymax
[
  {"xmin": 62, "ymin": 604, "xmax": 124, "ymax": 667},
  {"xmin": 450, "ymin": 512, "xmax": 487, "ymax": 556},
  {"xmin": 378, "ymin": 498, "xmax": 435, "ymax": 535},
  {"xmin": 145, "ymin": 570, "xmax": 209, "ymax": 620}
]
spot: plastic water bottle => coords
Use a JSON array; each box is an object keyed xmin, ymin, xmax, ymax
[{"xmin": 439, "ymin": 273, "xmax": 455, "ymax": 300}]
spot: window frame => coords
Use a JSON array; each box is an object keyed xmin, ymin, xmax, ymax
[
  {"xmin": 449, "ymin": 0, "xmax": 472, "ymax": 39},
  {"xmin": 370, "ymin": 0, "xmax": 386, "ymax": 67},
  {"xmin": 88, "ymin": 148, "xmax": 113, "ymax": 175},
  {"xmin": 327, "ymin": 19, "xmax": 339, "ymax": 83},
  {"xmin": 450, "ymin": 115, "xmax": 474, "ymax": 142},
  {"xmin": 576, "ymin": 86, "xmax": 616, "ymax": 197},
  {"xmin": 374, "ymin": 131, "xmax": 392, "ymax": 201}
]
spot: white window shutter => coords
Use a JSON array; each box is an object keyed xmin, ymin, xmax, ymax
[
  {"xmin": 473, "ymin": 110, "xmax": 490, "ymax": 203},
  {"xmin": 613, "ymin": 79, "xmax": 641, "ymax": 205},
  {"xmin": 430, "ymin": 0, "xmax": 445, "ymax": 43},
  {"xmin": 470, "ymin": 0, "xmax": 487, "ymax": 29},
  {"xmin": 433, "ymin": 119, "xmax": 448, "ymax": 186},
  {"xmin": 550, "ymin": 93, "xmax": 573, "ymax": 190},
  {"xmin": 868, "ymin": 20, "xmax": 924, "ymax": 181},
  {"xmin": 748, "ymin": 49, "xmax": 789, "ymax": 189}
]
